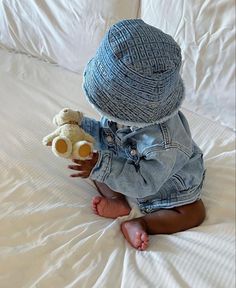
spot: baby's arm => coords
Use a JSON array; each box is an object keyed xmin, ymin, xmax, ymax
[{"xmin": 89, "ymin": 149, "xmax": 187, "ymax": 199}]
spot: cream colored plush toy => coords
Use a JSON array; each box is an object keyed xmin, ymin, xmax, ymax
[{"xmin": 42, "ymin": 108, "xmax": 95, "ymax": 160}]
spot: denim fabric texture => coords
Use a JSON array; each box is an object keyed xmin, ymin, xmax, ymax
[
  {"xmin": 83, "ymin": 19, "xmax": 185, "ymax": 127},
  {"xmin": 81, "ymin": 112, "xmax": 205, "ymax": 213}
]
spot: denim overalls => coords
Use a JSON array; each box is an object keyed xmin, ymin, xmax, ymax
[{"xmin": 81, "ymin": 111, "xmax": 205, "ymax": 214}]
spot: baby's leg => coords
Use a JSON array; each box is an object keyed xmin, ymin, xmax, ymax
[
  {"xmin": 121, "ymin": 200, "xmax": 205, "ymax": 250},
  {"xmin": 93, "ymin": 181, "xmax": 123, "ymax": 199},
  {"xmin": 92, "ymin": 181, "xmax": 131, "ymax": 218}
]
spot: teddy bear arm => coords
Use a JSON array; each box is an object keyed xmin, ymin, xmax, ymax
[{"xmin": 42, "ymin": 128, "xmax": 61, "ymax": 145}]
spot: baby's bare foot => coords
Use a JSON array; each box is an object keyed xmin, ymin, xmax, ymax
[
  {"xmin": 91, "ymin": 196, "xmax": 131, "ymax": 219},
  {"xmin": 121, "ymin": 219, "xmax": 149, "ymax": 250}
]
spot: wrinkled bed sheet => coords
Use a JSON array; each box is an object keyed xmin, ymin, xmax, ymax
[
  {"xmin": 141, "ymin": 0, "xmax": 236, "ymax": 131},
  {"xmin": 0, "ymin": 49, "xmax": 235, "ymax": 288}
]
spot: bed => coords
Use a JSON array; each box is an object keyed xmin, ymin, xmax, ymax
[{"xmin": 0, "ymin": 1, "xmax": 235, "ymax": 287}]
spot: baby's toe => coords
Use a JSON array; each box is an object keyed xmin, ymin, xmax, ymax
[
  {"xmin": 134, "ymin": 232, "xmax": 142, "ymax": 248},
  {"xmin": 91, "ymin": 196, "xmax": 102, "ymax": 214},
  {"xmin": 141, "ymin": 232, "xmax": 149, "ymax": 243},
  {"xmin": 92, "ymin": 196, "xmax": 102, "ymax": 204},
  {"xmin": 135, "ymin": 232, "xmax": 149, "ymax": 250},
  {"xmin": 140, "ymin": 233, "xmax": 149, "ymax": 250}
]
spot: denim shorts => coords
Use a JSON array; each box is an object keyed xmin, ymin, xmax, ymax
[{"xmin": 137, "ymin": 172, "xmax": 205, "ymax": 214}]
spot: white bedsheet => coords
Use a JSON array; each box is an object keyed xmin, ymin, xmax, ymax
[
  {"xmin": 0, "ymin": 49, "xmax": 235, "ymax": 288},
  {"xmin": 140, "ymin": 0, "xmax": 236, "ymax": 131},
  {"xmin": 0, "ymin": 0, "xmax": 140, "ymax": 73}
]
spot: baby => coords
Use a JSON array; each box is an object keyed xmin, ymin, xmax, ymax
[{"xmin": 68, "ymin": 19, "xmax": 206, "ymax": 250}]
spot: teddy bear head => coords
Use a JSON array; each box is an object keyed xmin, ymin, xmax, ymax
[{"xmin": 53, "ymin": 108, "xmax": 83, "ymax": 126}]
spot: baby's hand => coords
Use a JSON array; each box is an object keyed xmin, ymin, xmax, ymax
[{"xmin": 68, "ymin": 152, "xmax": 99, "ymax": 178}]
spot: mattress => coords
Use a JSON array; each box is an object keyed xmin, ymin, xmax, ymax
[{"xmin": 0, "ymin": 48, "xmax": 235, "ymax": 288}]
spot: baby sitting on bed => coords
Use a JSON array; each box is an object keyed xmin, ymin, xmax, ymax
[{"xmin": 68, "ymin": 19, "xmax": 206, "ymax": 250}]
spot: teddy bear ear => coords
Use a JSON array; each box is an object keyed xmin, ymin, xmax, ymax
[{"xmin": 53, "ymin": 115, "xmax": 58, "ymax": 126}]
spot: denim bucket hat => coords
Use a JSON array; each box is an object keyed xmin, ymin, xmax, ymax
[{"xmin": 83, "ymin": 19, "xmax": 185, "ymax": 127}]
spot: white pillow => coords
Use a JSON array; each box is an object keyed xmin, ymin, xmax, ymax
[
  {"xmin": 140, "ymin": 0, "xmax": 235, "ymax": 131},
  {"xmin": 0, "ymin": 0, "xmax": 140, "ymax": 72}
]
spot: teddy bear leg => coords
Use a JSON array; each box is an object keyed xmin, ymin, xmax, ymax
[
  {"xmin": 52, "ymin": 136, "xmax": 72, "ymax": 158},
  {"xmin": 72, "ymin": 141, "xmax": 93, "ymax": 160}
]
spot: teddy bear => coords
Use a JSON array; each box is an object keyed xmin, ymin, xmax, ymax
[{"xmin": 42, "ymin": 108, "xmax": 95, "ymax": 160}]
